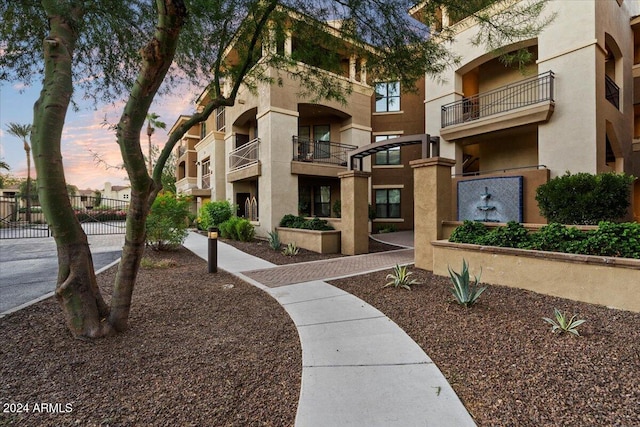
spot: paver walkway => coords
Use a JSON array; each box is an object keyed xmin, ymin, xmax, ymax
[
  {"xmin": 243, "ymin": 248, "xmax": 414, "ymax": 287},
  {"xmin": 183, "ymin": 232, "xmax": 476, "ymax": 427}
]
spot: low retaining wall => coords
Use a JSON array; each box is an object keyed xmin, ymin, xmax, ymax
[
  {"xmin": 276, "ymin": 227, "xmax": 341, "ymax": 254},
  {"xmin": 431, "ymin": 240, "xmax": 640, "ymax": 313}
]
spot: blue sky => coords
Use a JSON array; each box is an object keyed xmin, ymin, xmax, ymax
[{"xmin": 0, "ymin": 82, "xmax": 193, "ymax": 190}]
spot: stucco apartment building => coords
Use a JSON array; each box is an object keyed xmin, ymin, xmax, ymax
[
  {"xmin": 175, "ymin": 0, "xmax": 640, "ymax": 236},
  {"xmin": 173, "ymin": 14, "xmax": 429, "ymax": 236},
  {"xmin": 416, "ymin": 0, "xmax": 640, "ymax": 222}
]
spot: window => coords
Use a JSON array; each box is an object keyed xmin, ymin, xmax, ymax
[
  {"xmin": 200, "ymin": 122, "xmax": 207, "ymax": 139},
  {"xmin": 314, "ymin": 186, "xmax": 331, "ymax": 217},
  {"xmin": 375, "ymin": 189, "xmax": 401, "ymax": 218},
  {"xmin": 374, "ymin": 135, "xmax": 401, "ymax": 165},
  {"xmin": 375, "ymin": 81, "xmax": 400, "ymax": 112}
]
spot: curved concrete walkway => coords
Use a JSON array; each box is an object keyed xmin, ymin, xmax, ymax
[{"xmin": 183, "ymin": 232, "xmax": 475, "ymax": 426}]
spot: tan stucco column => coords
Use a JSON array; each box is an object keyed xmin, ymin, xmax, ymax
[
  {"xmin": 339, "ymin": 170, "xmax": 371, "ymax": 255},
  {"xmin": 410, "ymin": 157, "xmax": 455, "ymax": 270}
]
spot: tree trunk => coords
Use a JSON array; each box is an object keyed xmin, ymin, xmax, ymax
[
  {"xmin": 108, "ymin": 0, "xmax": 187, "ymax": 332},
  {"xmin": 31, "ymin": 1, "xmax": 112, "ymax": 338}
]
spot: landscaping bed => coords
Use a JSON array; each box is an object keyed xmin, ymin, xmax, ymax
[
  {"xmin": 329, "ymin": 268, "xmax": 640, "ymax": 427},
  {"xmin": 0, "ymin": 247, "xmax": 301, "ymax": 426}
]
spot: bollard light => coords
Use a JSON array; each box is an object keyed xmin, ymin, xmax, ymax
[{"xmin": 208, "ymin": 227, "xmax": 218, "ymax": 273}]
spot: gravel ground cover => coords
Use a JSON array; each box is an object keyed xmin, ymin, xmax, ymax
[
  {"xmin": 3, "ymin": 237, "xmax": 638, "ymax": 426},
  {"xmin": 217, "ymin": 236, "xmax": 640, "ymax": 425},
  {"xmin": 0, "ymin": 247, "xmax": 300, "ymax": 427}
]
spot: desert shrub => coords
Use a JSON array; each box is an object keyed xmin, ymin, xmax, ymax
[
  {"xmin": 279, "ymin": 214, "xmax": 307, "ymax": 228},
  {"xmin": 528, "ymin": 223, "xmax": 587, "ymax": 253},
  {"xmin": 535, "ymin": 172, "xmax": 633, "ymax": 225},
  {"xmin": 146, "ymin": 192, "xmax": 191, "ymax": 250},
  {"xmin": 480, "ymin": 221, "xmax": 530, "ymax": 248},
  {"xmin": 542, "ymin": 308, "xmax": 586, "ymax": 336},
  {"xmin": 448, "ymin": 220, "xmax": 489, "ymax": 243},
  {"xmin": 449, "ymin": 221, "xmax": 639, "ymax": 259},
  {"xmin": 581, "ymin": 222, "xmax": 640, "ymax": 258},
  {"xmin": 219, "ymin": 216, "xmax": 255, "ymax": 242},
  {"xmin": 383, "ymin": 264, "xmax": 420, "ymax": 290},
  {"xmin": 447, "ymin": 259, "xmax": 486, "ymax": 308},
  {"xmin": 267, "ymin": 230, "xmax": 281, "ymax": 250},
  {"xmin": 198, "ymin": 200, "xmax": 234, "ymax": 230},
  {"xmin": 282, "ymin": 242, "xmax": 300, "ymax": 256},
  {"xmin": 279, "ymin": 214, "xmax": 334, "ymax": 230}
]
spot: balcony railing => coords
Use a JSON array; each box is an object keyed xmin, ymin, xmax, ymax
[
  {"xmin": 441, "ymin": 71, "xmax": 555, "ymax": 128},
  {"xmin": 292, "ymin": 136, "xmax": 356, "ymax": 166},
  {"xmin": 229, "ymin": 138, "xmax": 260, "ymax": 171},
  {"xmin": 605, "ymin": 75, "xmax": 619, "ymax": 109}
]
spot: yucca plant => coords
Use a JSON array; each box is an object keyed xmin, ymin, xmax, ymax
[
  {"xmin": 267, "ymin": 230, "xmax": 281, "ymax": 251},
  {"xmin": 383, "ymin": 264, "xmax": 420, "ymax": 290},
  {"xmin": 542, "ymin": 308, "xmax": 586, "ymax": 336},
  {"xmin": 447, "ymin": 259, "xmax": 486, "ymax": 307},
  {"xmin": 282, "ymin": 242, "xmax": 300, "ymax": 256}
]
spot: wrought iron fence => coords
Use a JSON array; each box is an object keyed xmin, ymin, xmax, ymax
[
  {"xmin": 292, "ymin": 136, "xmax": 356, "ymax": 166},
  {"xmin": 229, "ymin": 138, "xmax": 260, "ymax": 171},
  {"xmin": 0, "ymin": 195, "xmax": 128, "ymax": 239},
  {"xmin": 441, "ymin": 71, "xmax": 555, "ymax": 128}
]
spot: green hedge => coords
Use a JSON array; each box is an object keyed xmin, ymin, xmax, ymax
[
  {"xmin": 279, "ymin": 214, "xmax": 334, "ymax": 231},
  {"xmin": 198, "ymin": 200, "xmax": 234, "ymax": 230},
  {"xmin": 219, "ymin": 216, "xmax": 255, "ymax": 242},
  {"xmin": 535, "ymin": 172, "xmax": 633, "ymax": 225},
  {"xmin": 449, "ymin": 220, "xmax": 640, "ymax": 259}
]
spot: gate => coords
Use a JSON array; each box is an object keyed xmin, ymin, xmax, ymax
[{"xmin": 0, "ymin": 195, "xmax": 128, "ymax": 239}]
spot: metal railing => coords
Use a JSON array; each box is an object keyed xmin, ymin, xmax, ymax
[
  {"xmin": 201, "ymin": 174, "xmax": 211, "ymax": 189},
  {"xmin": 292, "ymin": 136, "xmax": 356, "ymax": 166},
  {"xmin": 441, "ymin": 71, "xmax": 555, "ymax": 128},
  {"xmin": 453, "ymin": 164, "xmax": 548, "ymax": 177},
  {"xmin": 0, "ymin": 195, "xmax": 128, "ymax": 239},
  {"xmin": 229, "ymin": 137, "xmax": 260, "ymax": 171},
  {"xmin": 605, "ymin": 75, "xmax": 619, "ymax": 109}
]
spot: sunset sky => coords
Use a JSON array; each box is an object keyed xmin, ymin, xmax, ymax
[{"xmin": 0, "ymin": 81, "xmax": 195, "ymax": 191}]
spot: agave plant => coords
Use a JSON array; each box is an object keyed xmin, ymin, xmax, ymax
[
  {"xmin": 383, "ymin": 264, "xmax": 420, "ymax": 290},
  {"xmin": 282, "ymin": 242, "xmax": 299, "ymax": 256},
  {"xmin": 542, "ymin": 308, "xmax": 586, "ymax": 336},
  {"xmin": 267, "ymin": 230, "xmax": 281, "ymax": 251},
  {"xmin": 447, "ymin": 259, "xmax": 486, "ymax": 307}
]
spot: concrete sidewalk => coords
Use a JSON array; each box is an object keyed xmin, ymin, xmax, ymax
[{"xmin": 183, "ymin": 232, "xmax": 476, "ymax": 426}]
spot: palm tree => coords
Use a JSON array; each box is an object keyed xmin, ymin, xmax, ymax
[
  {"xmin": 6, "ymin": 123, "xmax": 33, "ymax": 222},
  {"xmin": 145, "ymin": 113, "xmax": 166, "ymax": 175},
  {"xmin": 0, "ymin": 159, "xmax": 9, "ymax": 171}
]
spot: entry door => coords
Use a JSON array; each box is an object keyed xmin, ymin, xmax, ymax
[{"xmin": 237, "ymin": 193, "xmax": 251, "ymax": 218}]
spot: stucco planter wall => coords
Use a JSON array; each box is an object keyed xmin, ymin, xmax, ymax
[
  {"xmin": 276, "ymin": 227, "xmax": 341, "ymax": 254},
  {"xmin": 431, "ymin": 240, "xmax": 640, "ymax": 313}
]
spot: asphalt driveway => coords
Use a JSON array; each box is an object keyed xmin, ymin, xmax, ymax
[{"xmin": 0, "ymin": 235, "xmax": 124, "ymax": 314}]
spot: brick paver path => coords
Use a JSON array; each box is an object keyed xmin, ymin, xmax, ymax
[{"xmin": 243, "ymin": 249, "xmax": 414, "ymax": 288}]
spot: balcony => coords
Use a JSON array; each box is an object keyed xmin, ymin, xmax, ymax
[
  {"xmin": 440, "ymin": 71, "xmax": 555, "ymax": 141},
  {"xmin": 605, "ymin": 75, "xmax": 619, "ymax": 109},
  {"xmin": 227, "ymin": 138, "xmax": 261, "ymax": 182},
  {"xmin": 291, "ymin": 136, "xmax": 356, "ymax": 177}
]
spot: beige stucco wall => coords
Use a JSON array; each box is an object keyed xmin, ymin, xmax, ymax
[
  {"xmin": 256, "ymin": 108, "xmax": 299, "ymax": 236},
  {"xmin": 276, "ymin": 227, "xmax": 341, "ymax": 254},
  {"xmin": 432, "ymin": 241, "xmax": 640, "ymax": 313},
  {"xmin": 477, "ymin": 131, "xmax": 538, "ymax": 171}
]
